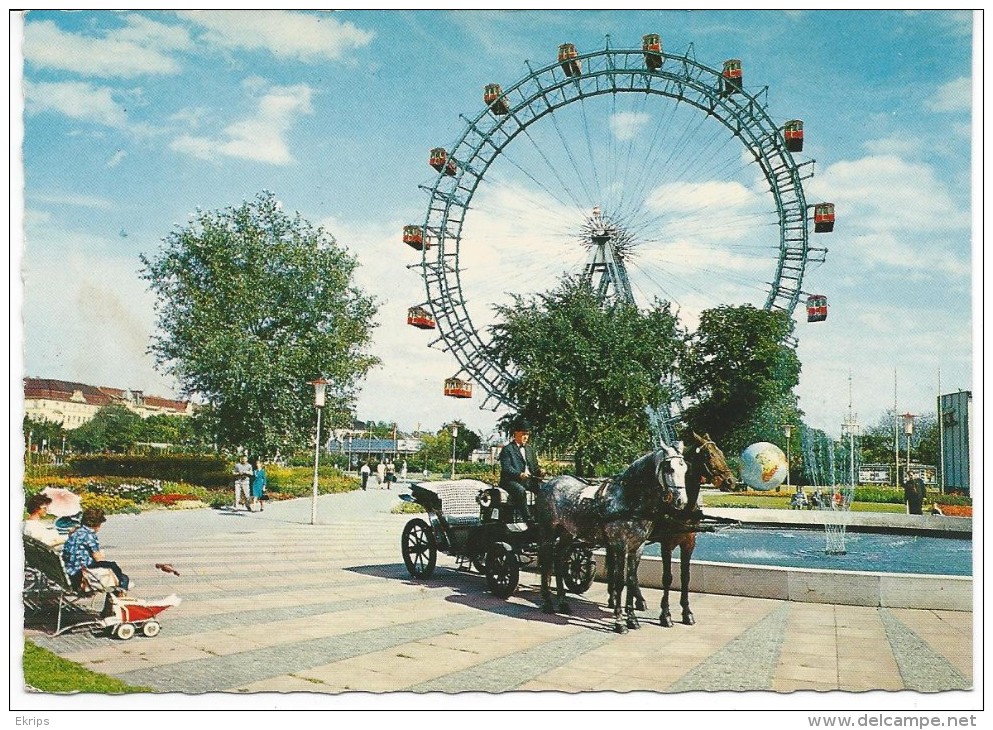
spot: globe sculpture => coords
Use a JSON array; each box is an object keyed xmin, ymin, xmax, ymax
[{"xmin": 740, "ymin": 442, "xmax": 788, "ymax": 492}]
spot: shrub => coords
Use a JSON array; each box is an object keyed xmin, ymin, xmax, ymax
[
  {"xmin": 936, "ymin": 504, "xmax": 972, "ymax": 517},
  {"xmin": 68, "ymin": 454, "xmax": 231, "ymax": 487}
]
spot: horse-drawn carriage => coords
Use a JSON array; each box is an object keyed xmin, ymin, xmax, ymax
[{"xmin": 399, "ymin": 479, "xmax": 596, "ymax": 599}]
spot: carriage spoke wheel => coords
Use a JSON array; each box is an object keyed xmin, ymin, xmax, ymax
[
  {"xmin": 401, "ymin": 518, "xmax": 437, "ymax": 579},
  {"xmin": 485, "ymin": 543, "xmax": 520, "ymax": 598},
  {"xmin": 561, "ymin": 543, "xmax": 596, "ymax": 595}
]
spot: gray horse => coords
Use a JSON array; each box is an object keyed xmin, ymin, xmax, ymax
[{"xmin": 536, "ymin": 448, "xmax": 683, "ymax": 633}]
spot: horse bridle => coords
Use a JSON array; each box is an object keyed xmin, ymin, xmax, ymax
[{"xmin": 689, "ymin": 438, "xmax": 719, "ymax": 480}]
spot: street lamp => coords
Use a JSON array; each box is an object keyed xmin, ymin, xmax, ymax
[
  {"xmin": 450, "ymin": 423, "xmax": 459, "ymax": 479},
  {"xmin": 309, "ymin": 378, "xmax": 328, "ymax": 525},
  {"xmin": 901, "ymin": 412, "xmax": 915, "ymax": 483},
  {"xmin": 782, "ymin": 424, "xmax": 795, "ymax": 492}
]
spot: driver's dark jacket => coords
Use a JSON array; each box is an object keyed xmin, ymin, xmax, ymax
[{"xmin": 498, "ymin": 441, "xmax": 542, "ymax": 503}]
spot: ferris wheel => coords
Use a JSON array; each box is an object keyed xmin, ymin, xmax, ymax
[{"xmin": 404, "ymin": 35, "xmax": 835, "ymax": 430}]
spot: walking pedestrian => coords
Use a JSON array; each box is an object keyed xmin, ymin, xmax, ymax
[
  {"xmin": 385, "ymin": 461, "xmax": 395, "ymax": 489},
  {"xmin": 400, "ymin": 459, "xmax": 408, "ymax": 481},
  {"xmin": 233, "ymin": 454, "xmax": 252, "ymax": 510},
  {"xmin": 360, "ymin": 462, "xmax": 371, "ymax": 490},
  {"xmin": 249, "ymin": 457, "xmax": 267, "ymax": 512},
  {"xmin": 376, "ymin": 461, "xmax": 386, "ymax": 488}
]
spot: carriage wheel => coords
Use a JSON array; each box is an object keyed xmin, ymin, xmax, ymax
[
  {"xmin": 485, "ymin": 543, "xmax": 519, "ymax": 599},
  {"xmin": 561, "ymin": 543, "xmax": 596, "ymax": 595},
  {"xmin": 401, "ymin": 518, "xmax": 437, "ymax": 579},
  {"xmin": 141, "ymin": 621, "xmax": 161, "ymax": 638},
  {"xmin": 114, "ymin": 622, "xmax": 136, "ymax": 640}
]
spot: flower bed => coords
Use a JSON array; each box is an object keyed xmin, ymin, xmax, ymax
[
  {"xmin": 936, "ymin": 504, "xmax": 972, "ymax": 518},
  {"xmin": 150, "ymin": 493, "xmax": 202, "ymax": 506}
]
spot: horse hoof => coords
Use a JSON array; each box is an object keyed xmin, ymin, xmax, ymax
[
  {"xmin": 626, "ymin": 616, "xmax": 640, "ymax": 630},
  {"xmin": 558, "ymin": 601, "xmax": 571, "ymax": 615},
  {"xmin": 683, "ymin": 613, "xmax": 696, "ymax": 626},
  {"xmin": 541, "ymin": 600, "xmax": 555, "ymax": 614},
  {"xmin": 614, "ymin": 623, "xmax": 628, "ymax": 634},
  {"xmin": 634, "ymin": 597, "xmax": 647, "ymax": 612},
  {"xmin": 659, "ymin": 614, "xmax": 674, "ymax": 628},
  {"xmin": 607, "ymin": 598, "xmax": 615, "ymax": 609}
]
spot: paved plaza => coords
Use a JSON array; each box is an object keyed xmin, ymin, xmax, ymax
[{"xmin": 20, "ymin": 486, "xmax": 974, "ymax": 702}]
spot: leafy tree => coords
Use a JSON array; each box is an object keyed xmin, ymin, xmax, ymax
[
  {"xmin": 67, "ymin": 405, "xmax": 143, "ymax": 453},
  {"xmin": 136, "ymin": 413, "xmax": 196, "ymax": 447},
  {"xmin": 487, "ymin": 277, "xmax": 684, "ymax": 477},
  {"xmin": 679, "ymin": 305, "xmax": 801, "ymax": 455},
  {"xmin": 23, "ymin": 415, "xmax": 65, "ymax": 452},
  {"xmin": 141, "ymin": 192, "xmax": 379, "ymax": 456},
  {"xmin": 416, "ymin": 422, "xmax": 481, "ymax": 470}
]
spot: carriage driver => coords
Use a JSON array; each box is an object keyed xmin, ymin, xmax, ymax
[{"xmin": 498, "ymin": 418, "xmax": 545, "ymax": 523}]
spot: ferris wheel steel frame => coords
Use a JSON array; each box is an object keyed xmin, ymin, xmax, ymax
[{"xmin": 412, "ymin": 42, "xmax": 826, "ymax": 412}]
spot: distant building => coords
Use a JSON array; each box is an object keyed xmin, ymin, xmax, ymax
[{"xmin": 23, "ymin": 377, "xmax": 193, "ymax": 429}]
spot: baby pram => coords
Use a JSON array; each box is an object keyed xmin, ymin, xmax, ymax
[{"xmin": 98, "ymin": 592, "xmax": 182, "ymax": 640}]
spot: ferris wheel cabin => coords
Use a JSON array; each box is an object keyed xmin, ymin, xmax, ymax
[
  {"xmin": 642, "ymin": 34, "xmax": 664, "ymax": 71},
  {"xmin": 806, "ymin": 295, "xmax": 828, "ymax": 322},
  {"xmin": 722, "ymin": 59, "xmax": 743, "ymax": 95},
  {"xmin": 558, "ymin": 43, "xmax": 582, "ymax": 77},
  {"xmin": 784, "ymin": 120, "xmax": 804, "ymax": 152},
  {"xmin": 407, "ymin": 306, "xmax": 436, "ymax": 330},
  {"xmin": 814, "ymin": 203, "xmax": 836, "ymax": 233},
  {"xmin": 429, "ymin": 147, "xmax": 457, "ymax": 176},
  {"xmin": 484, "ymin": 84, "xmax": 510, "ymax": 115},
  {"xmin": 403, "ymin": 225, "xmax": 429, "ymax": 250},
  {"xmin": 444, "ymin": 377, "xmax": 473, "ymax": 399}
]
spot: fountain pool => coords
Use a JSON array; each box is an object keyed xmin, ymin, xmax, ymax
[{"xmin": 643, "ymin": 526, "xmax": 972, "ymax": 576}]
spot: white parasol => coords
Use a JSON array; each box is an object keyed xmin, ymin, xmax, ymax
[{"xmin": 41, "ymin": 487, "xmax": 82, "ymax": 517}]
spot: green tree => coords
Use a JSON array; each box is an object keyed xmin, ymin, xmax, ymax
[
  {"xmin": 23, "ymin": 415, "xmax": 65, "ymax": 453},
  {"xmin": 67, "ymin": 405, "xmax": 144, "ymax": 453},
  {"xmin": 136, "ymin": 413, "xmax": 196, "ymax": 448},
  {"xmin": 415, "ymin": 422, "xmax": 481, "ymax": 471},
  {"xmin": 679, "ymin": 305, "xmax": 801, "ymax": 455},
  {"xmin": 141, "ymin": 192, "xmax": 379, "ymax": 456},
  {"xmin": 487, "ymin": 277, "xmax": 684, "ymax": 477}
]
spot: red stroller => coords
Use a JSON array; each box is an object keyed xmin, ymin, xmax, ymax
[{"xmin": 98, "ymin": 592, "xmax": 182, "ymax": 640}]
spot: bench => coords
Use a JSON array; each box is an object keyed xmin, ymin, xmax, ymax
[{"xmin": 22, "ymin": 534, "xmax": 113, "ymax": 636}]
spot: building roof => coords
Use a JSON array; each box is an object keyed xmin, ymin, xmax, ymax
[{"xmin": 23, "ymin": 377, "xmax": 190, "ymax": 413}]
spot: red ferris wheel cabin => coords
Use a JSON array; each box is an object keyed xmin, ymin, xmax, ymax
[
  {"xmin": 484, "ymin": 84, "xmax": 510, "ymax": 115},
  {"xmin": 784, "ymin": 119, "xmax": 804, "ymax": 153},
  {"xmin": 403, "ymin": 225, "xmax": 428, "ymax": 250},
  {"xmin": 722, "ymin": 59, "xmax": 743, "ymax": 95},
  {"xmin": 806, "ymin": 295, "xmax": 828, "ymax": 322},
  {"xmin": 407, "ymin": 306, "xmax": 436, "ymax": 330},
  {"xmin": 813, "ymin": 203, "xmax": 836, "ymax": 233},
  {"xmin": 558, "ymin": 43, "xmax": 582, "ymax": 77},
  {"xmin": 444, "ymin": 377, "xmax": 472, "ymax": 399},
  {"xmin": 642, "ymin": 34, "xmax": 663, "ymax": 71},
  {"xmin": 429, "ymin": 148, "xmax": 457, "ymax": 176}
]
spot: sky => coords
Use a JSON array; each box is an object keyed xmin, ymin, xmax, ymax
[{"xmin": 12, "ymin": 9, "xmax": 978, "ymax": 443}]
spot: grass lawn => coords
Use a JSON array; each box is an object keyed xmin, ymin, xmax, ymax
[
  {"xmin": 701, "ymin": 493, "xmax": 909, "ymax": 513},
  {"xmin": 22, "ymin": 640, "xmax": 153, "ymax": 694}
]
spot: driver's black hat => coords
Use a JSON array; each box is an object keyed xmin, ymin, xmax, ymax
[{"xmin": 508, "ymin": 416, "xmax": 532, "ymax": 434}]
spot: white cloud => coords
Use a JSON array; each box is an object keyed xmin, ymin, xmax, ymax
[
  {"xmin": 610, "ymin": 111, "xmax": 651, "ymax": 142},
  {"xmin": 177, "ymin": 10, "xmax": 373, "ymax": 62},
  {"xmin": 107, "ymin": 149, "xmax": 127, "ymax": 167},
  {"xmin": 927, "ymin": 76, "xmax": 971, "ymax": 113},
  {"xmin": 170, "ymin": 83, "xmax": 314, "ymax": 165},
  {"xmin": 24, "ymin": 80, "xmax": 127, "ymax": 127},
  {"xmin": 23, "ymin": 16, "xmax": 188, "ymax": 78}
]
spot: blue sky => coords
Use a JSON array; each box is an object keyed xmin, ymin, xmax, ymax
[{"xmin": 13, "ymin": 10, "xmax": 977, "ymax": 442}]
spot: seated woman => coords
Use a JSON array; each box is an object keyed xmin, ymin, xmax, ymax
[
  {"xmin": 61, "ymin": 508, "xmax": 130, "ymax": 593},
  {"xmin": 23, "ymin": 493, "xmax": 66, "ymax": 548}
]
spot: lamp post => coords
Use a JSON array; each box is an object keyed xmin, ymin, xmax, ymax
[
  {"xmin": 309, "ymin": 378, "xmax": 328, "ymax": 525},
  {"xmin": 347, "ymin": 434, "xmax": 353, "ymax": 472},
  {"xmin": 782, "ymin": 424, "xmax": 795, "ymax": 492},
  {"xmin": 450, "ymin": 423, "xmax": 459, "ymax": 479},
  {"xmin": 901, "ymin": 412, "xmax": 915, "ymax": 483}
]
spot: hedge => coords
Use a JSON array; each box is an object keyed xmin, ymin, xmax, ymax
[{"xmin": 68, "ymin": 454, "xmax": 232, "ymax": 488}]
